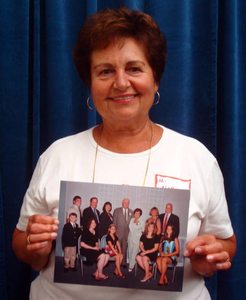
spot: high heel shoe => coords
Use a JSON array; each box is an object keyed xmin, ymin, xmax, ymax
[{"xmin": 141, "ymin": 276, "xmax": 151, "ymax": 282}]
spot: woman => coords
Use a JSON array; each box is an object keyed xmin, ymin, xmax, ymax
[
  {"xmin": 128, "ymin": 208, "xmax": 145, "ymax": 272},
  {"xmin": 105, "ymin": 224, "xmax": 125, "ymax": 279},
  {"xmin": 80, "ymin": 219, "xmax": 110, "ymax": 280},
  {"xmin": 156, "ymin": 225, "xmax": 180, "ymax": 285},
  {"xmin": 146, "ymin": 207, "xmax": 161, "ymax": 235},
  {"xmin": 12, "ymin": 6, "xmax": 236, "ymax": 300},
  {"xmin": 98, "ymin": 201, "xmax": 113, "ymax": 238},
  {"xmin": 136, "ymin": 223, "xmax": 159, "ymax": 282}
]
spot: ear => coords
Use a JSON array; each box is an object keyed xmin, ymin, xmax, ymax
[{"xmin": 154, "ymin": 82, "xmax": 159, "ymax": 93}]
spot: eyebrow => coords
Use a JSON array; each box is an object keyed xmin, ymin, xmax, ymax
[{"xmin": 93, "ymin": 60, "xmax": 146, "ymax": 70}]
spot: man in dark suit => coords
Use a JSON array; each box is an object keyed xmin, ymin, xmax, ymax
[
  {"xmin": 61, "ymin": 213, "xmax": 81, "ymax": 271},
  {"xmin": 113, "ymin": 198, "xmax": 133, "ymax": 266},
  {"xmin": 82, "ymin": 197, "xmax": 100, "ymax": 229},
  {"xmin": 159, "ymin": 203, "xmax": 180, "ymax": 237}
]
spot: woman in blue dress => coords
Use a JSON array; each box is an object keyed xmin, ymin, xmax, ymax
[{"xmin": 156, "ymin": 225, "xmax": 180, "ymax": 285}]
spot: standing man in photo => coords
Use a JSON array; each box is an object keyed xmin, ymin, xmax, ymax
[
  {"xmin": 159, "ymin": 203, "xmax": 180, "ymax": 237},
  {"xmin": 113, "ymin": 198, "xmax": 133, "ymax": 267},
  {"xmin": 66, "ymin": 196, "xmax": 82, "ymax": 228},
  {"xmin": 82, "ymin": 197, "xmax": 100, "ymax": 229}
]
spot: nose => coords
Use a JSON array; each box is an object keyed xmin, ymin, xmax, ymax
[{"xmin": 113, "ymin": 70, "xmax": 130, "ymax": 90}]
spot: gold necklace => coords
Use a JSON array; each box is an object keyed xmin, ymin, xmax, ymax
[{"xmin": 92, "ymin": 121, "xmax": 153, "ymax": 186}]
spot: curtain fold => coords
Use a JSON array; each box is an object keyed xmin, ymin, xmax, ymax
[
  {"xmin": 217, "ymin": 0, "xmax": 246, "ymax": 299},
  {"xmin": 0, "ymin": 0, "xmax": 245, "ymax": 299}
]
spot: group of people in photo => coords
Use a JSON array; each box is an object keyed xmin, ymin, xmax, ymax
[{"xmin": 61, "ymin": 195, "xmax": 181, "ymax": 285}]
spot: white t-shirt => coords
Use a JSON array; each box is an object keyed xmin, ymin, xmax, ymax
[{"xmin": 17, "ymin": 125, "xmax": 233, "ymax": 300}]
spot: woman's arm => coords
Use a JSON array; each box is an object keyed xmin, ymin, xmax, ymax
[
  {"xmin": 184, "ymin": 233, "xmax": 236, "ymax": 276},
  {"xmin": 107, "ymin": 240, "xmax": 118, "ymax": 255},
  {"xmin": 156, "ymin": 219, "xmax": 162, "ymax": 235},
  {"xmin": 116, "ymin": 240, "xmax": 122, "ymax": 254},
  {"xmin": 161, "ymin": 238, "xmax": 180, "ymax": 257},
  {"xmin": 12, "ymin": 215, "xmax": 59, "ymax": 271},
  {"xmin": 139, "ymin": 241, "xmax": 145, "ymax": 252},
  {"xmin": 80, "ymin": 241, "xmax": 98, "ymax": 251},
  {"xmin": 144, "ymin": 242, "xmax": 159, "ymax": 254}
]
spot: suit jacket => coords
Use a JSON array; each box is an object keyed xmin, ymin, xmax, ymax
[
  {"xmin": 98, "ymin": 211, "xmax": 113, "ymax": 238},
  {"xmin": 61, "ymin": 222, "xmax": 81, "ymax": 248},
  {"xmin": 113, "ymin": 207, "xmax": 134, "ymax": 239},
  {"xmin": 159, "ymin": 213, "xmax": 180, "ymax": 237},
  {"xmin": 82, "ymin": 206, "xmax": 100, "ymax": 228}
]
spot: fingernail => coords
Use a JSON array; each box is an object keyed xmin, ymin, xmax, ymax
[
  {"xmin": 51, "ymin": 232, "xmax": 57, "ymax": 239},
  {"xmin": 183, "ymin": 250, "xmax": 190, "ymax": 257},
  {"xmin": 53, "ymin": 225, "xmax": 58, "ymax": 231},
  {"xmin": 54, "ymin": 219, "xmax": 59, "ymax": 225},
  {"xmin": 216, "ymin": 263, "xmax": 223, "ymax": 269},
  {"xmin": 41, "ymin": 241, "xmax": 48, "ymax": 247},
  {"xmin": 195, "ymin": 247, "xmax": 202, "ymax": 253},
  {"xmin": 207, "ymin": 255, "xmax": 214, "ymax": 262}
]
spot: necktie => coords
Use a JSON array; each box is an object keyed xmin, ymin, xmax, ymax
[
  {"xmin": 162, "ymin": 214, "xmax": 168, "ymax": 233},
  {"xmin": 94, "ymin": 209, "xmax": 99, "ymax": 223},
  {"xmin": 124, "ymin": 209, "xmax": 127, "ymax": 223}
]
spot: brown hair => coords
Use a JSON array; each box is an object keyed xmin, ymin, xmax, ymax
[
  {"xmin": 149, "ymin": 206, "xmax": 159, "ymax": 216},
  {"xmin": 73, "ymin": 6, "xmax": 167, "ymax": 89},
  {"xmin": 134, "ymin": 208, "xmax": 142, "ymax": 216},
  {"xmin": 107, "ymin": 224, "xmax": 117, "ymax": 236},
  {"xmin": 143, "ymin": 222, "xmax": 157, "ymax": 237}
]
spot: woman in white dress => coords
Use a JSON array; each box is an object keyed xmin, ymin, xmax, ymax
[{"xmin": 128, "ymin": 208, "xmax": 145, "ymax": 272}]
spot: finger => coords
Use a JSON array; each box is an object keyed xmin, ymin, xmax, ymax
[
  {"xmin": 27, "ymin": 240, "xmax": 50, "ymax": 252},
  {"xmin": 28, "ymin": 223, "xmax": 59, "ymax": 234},
  {"xmin": 27, "ymin": 232, "xmax": 57, "ymax": 244},
  {"xmin": 194, "ymin": 241, "xmax": 223, "ymax": 256},
  {"xmin": 206, "ymin": 251, "xmax": 230, "ymax": 264},
  {"xmin": 184, "ymin": 235, "xmax": 217, "ymax": 257},
  {"xmin": 29, "ymin": 214, "xmax": 59, "ymax": 225},
  {"xmin": 215, "ymin": 260, "xmax": 231, "ymax": 271}
]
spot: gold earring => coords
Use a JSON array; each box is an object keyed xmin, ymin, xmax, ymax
[
  {"xmin": 153, "ymin": 91, "xmax": 160, "ymax": 105},
  {"xmin": 87, "ymin": 96, "xmax": 96, "ymax": 110}
]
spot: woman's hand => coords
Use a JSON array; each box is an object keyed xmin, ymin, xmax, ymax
[
  {"xmin": 184, "ymin": 234, "xmax": 236, "ymax": 276},
  {"xmin": 26, "ymin": 214, "xmax": 59, "ymax": 254},
  {"xmin": 12, "ymin": 214, "xmax": 59, "ymax": 271}
]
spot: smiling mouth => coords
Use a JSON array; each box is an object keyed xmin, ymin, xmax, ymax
[{"xmin": 109, "ymin": 94, "xmax": 137, "ymax": 101}]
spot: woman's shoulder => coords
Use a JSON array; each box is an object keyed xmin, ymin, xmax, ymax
[
  {"xmin": 164, "ymin": 126, "xmax": 215, "ymax": 155},
  {"xmin": 40, "ymin": 127, "xmax": 94, "ymax": 159}
]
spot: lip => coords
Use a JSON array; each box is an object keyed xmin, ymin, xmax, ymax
[{"xmin": 108, "ymin": 94, "xmax": 138, "ymax": 103}]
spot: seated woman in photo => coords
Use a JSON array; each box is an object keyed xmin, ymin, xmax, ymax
[
  {"xmin": 156, "ymin": 225, "xmax": 180, "ymax": 285},
  {"xmin": 145, "ymin": 207, "xmax": 162, "ymax": 235},
  {"xmin": 136, "ymin": 222, "xmax": 160, "ymax": 282},
  {"xmin": 98, "ymin": 201, "xmax": 113, "ymax": 238},
  {"xmin": 80, "ymin": 218, "xmax": 110, "ymax": 280},
  {"xmin": 105, "ymin": 224, "xmax": 125, "ymax": 279}
]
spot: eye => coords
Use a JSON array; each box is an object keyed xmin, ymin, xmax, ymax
[
  {"xmin": 100, "ymin": 69, "xmax": 112, "ymax": 75},
  {"xmin": 129, "ymin": 67, "xmax": 140, "ymax": 72}
]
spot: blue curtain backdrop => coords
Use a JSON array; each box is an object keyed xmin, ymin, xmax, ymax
[{"xmin": 0, "ymin": 0, "xmax": 245, "ymax": 299}]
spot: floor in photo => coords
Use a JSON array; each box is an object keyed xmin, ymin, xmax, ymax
[{"xmin": 54, "ymin": 256, "xmax": 184, "ymax": 292}]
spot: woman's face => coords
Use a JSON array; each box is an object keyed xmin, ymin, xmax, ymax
[
  {"xmin": 166, "ymin": 225, "xmax": 173, "ymax": 235},
  {"xmin": 90, "ymin": 38, "xmax": 158, "ymax": 126},
  {"xmin": 90, "ymin": 219, "xmax": 97, "ymax": 229},
  {"xmin": 105, "ymin": 204, "xmax": 111, "ymax": 212},
  {"xmin": 110, "ymin": 226, "xmax": 116, "ymax": 234},
  {"xmin": 147, "ymin": 224, "xmax": 154, "ymax": 234},
  {"xmin": 151, "ymin": 209, "xmax": 157, "ymax": 217},
  {"xmin": 134, "ymin": 211, "xmax": 141, "ymax": 219}
]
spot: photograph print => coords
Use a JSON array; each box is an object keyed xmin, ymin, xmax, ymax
[{"xmin": 54, "ymin": 181, "xmax": 190, "ymax": 292}]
